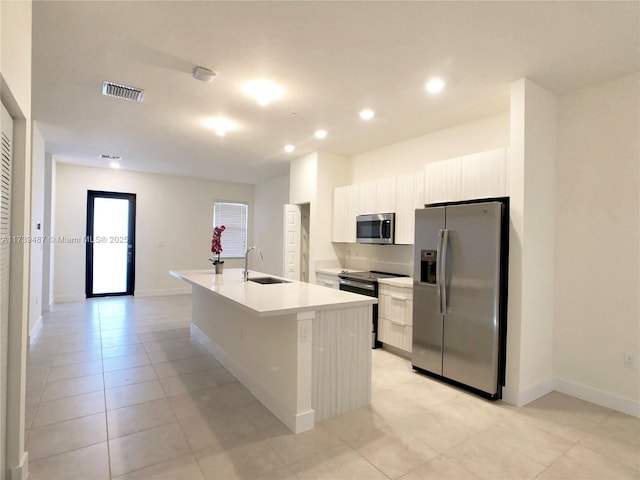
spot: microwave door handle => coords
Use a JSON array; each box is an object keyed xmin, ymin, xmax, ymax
[
  {"xmin": 379, "ymin": 220, "xmax": 383, "ymax": 239},
  {"xmin": 440, "ymin": 229, "xmax": 449, "ymax": 314},
  {"xmin": 436, "ymin": 230, "xmax": 444, "ymax": 314}
]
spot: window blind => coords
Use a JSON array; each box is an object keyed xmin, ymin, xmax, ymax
[{"xmin": 213, "ymin": 202, "xmax": 248, "ymax": 258}]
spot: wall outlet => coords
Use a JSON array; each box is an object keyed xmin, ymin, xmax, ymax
[{"xmin": 623, "ymin": 353, "xmax": 638, "ymax": 369}]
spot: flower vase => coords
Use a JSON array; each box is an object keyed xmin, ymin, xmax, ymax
[{"xmin": 214, "ymin": 261, "xmax": 224, "ymax": 274}]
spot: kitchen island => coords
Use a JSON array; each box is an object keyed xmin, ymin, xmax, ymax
[{"xmin": 170, "ymin": 268, "xmax": 376, "ymax": 433}]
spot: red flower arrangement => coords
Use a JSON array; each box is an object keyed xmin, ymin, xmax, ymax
[{"xmin": 209, "ymin": 225, "xmax": 226, "ymax": 264}]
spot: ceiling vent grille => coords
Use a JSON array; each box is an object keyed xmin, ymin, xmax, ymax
[
  {"xmin": 102, "ymin": 81, "xmax": 144, "ymax": 103},
  {"xmin": 100, "ymin": 154, "xmax": 121, "ymax": 161}
]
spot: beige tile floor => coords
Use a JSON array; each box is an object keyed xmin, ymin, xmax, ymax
[{"xmin": 25, "ymin": 295, "xmax": 639, "ymax": 480}]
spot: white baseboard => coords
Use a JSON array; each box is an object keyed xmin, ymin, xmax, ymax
[
  {"xmin": 554, "ymin": 377, "xmax": 640, "ymax": 418},
  {"xmin": 134, "ymin": 288, "xmax": 191, "ymax": 297},
  {"xmin": 502, "ymin": 378, "xmax": 554, "ymax": 407},
  {"xmin": 28, "ymin": 315, "xmax": 43, "ymax": 342},
  {"xmin": 9, "ymin": 451, "xmax": 28, "ymax": 480},
  {"xmin": 191, "ymin": 324, "xmax": 314, "ymax": 433},
  {"xmin": 54, "ymin": 294, "xmax": 85, "ymax": 303}
]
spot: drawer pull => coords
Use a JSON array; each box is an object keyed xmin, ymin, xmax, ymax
[
  {"xmin": 390, "ymin": 320, "xmax": 405, "ymax": 327},
  {"xmin": 390, "ymin": 295, "xmax": 406, "ymax": 301}
]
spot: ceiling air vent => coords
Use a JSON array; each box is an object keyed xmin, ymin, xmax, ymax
[
  {"xmin": 100, "ymin": 154, "xmax": 121, "ymax": 161},
  {"xmin": 102, "ymin": 81, "xmax": 144, "ymax": 103}
]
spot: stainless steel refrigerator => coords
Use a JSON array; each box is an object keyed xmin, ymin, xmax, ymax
[{"xmin": 412, "ymin": 198, "xmax": 508, "ymax": 399}]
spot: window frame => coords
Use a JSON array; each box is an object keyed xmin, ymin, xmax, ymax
[{"xmin": 213, "ymin": 201, "xmax": 248, "ymax": 259}]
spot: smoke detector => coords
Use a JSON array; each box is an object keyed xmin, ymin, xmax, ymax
[
  {"xmin": 193, "ymin": 66, "xmax": 216, "ymax": 83},
  {"xmin": 102, "ymin": 81, "xmax": 144, "ymax": 103}
]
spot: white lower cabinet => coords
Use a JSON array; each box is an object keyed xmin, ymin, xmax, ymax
[
  {"xmin": 378, "ymin": 283, "xmax": 413, "ymax": 353},
  {"xmin": 316, "ymin": 272, "xmax": 339, "ymax": 289}
]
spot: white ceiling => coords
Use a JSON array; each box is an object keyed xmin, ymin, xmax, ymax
[{"xmin": 32, "ymin": 1, "xmax": 639, "ymax": 185}]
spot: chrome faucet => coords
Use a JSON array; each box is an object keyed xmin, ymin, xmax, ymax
[{"xmin": 243, "ymin": 246, "xmax": 263, "ymax": 281}]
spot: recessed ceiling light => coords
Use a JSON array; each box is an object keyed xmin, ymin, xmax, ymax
[
  {"xmin": 284, "ymin": 144, "xmax": 295, "ymax": 153},
  {"xmin": 243, "ymin": 79, "xmax": 284, "ymax": 106},
  {"xmin": 425, "ymin": 78, "xmax": 445, "ymax": 94},
  {"xmin": 110, "ymin": 161, "xmax": 120, "ymax": 169},
  {"xmin": 359, "ymin": 109, "xmax": 375, "ymax": 120},
  {"xmin": 203, "ymin": 117, "xmax": 237, "ymax": 136},
  {"xmin": 314, "ymin": 129, "xmax": 327, "ymax": 139}
]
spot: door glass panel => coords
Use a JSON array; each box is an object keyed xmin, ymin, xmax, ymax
[{"xmin": 92, "ymin": 197, "xmax": 129, "ymax": 294}]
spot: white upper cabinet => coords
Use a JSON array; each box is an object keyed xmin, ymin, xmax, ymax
[
  {"xmin": 394, "ymin": 171, "xmax": 424, "ymax": 244},
  {"xmin": 332, "ymin": 186, "xmax": 346, "ymax": 243},
  {"xmin": 375, "ymin": 177, "xmax": 396, "ymax": 213},
  {"xmin": 332, "ymin": 184, "xmax": 358, "ymax": 243},
  {"xmin": 460, "ymin": 147, "xmax": 507, "ymax": 200},
  {"xmin": 356, "ymin": 180, "xmax": 377, "ymax": 215},
  {"xmin": 331, "ymin": 147, "xmax": 507, "ymax": 244},
  {"xmin": 424, "ymin": 156, "xmax": 462, "ymax": 205}
]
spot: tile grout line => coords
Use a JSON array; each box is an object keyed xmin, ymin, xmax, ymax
[{"xmin": 97, "ymin": 299, "xmax": 115, "ymax": 480}]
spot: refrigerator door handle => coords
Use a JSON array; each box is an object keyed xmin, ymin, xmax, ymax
[
  {"xmin": 440, "ymin": 228, "xmax": 449, "ymax": 314},
  {"xmin": 436, "ymin": 229, "xmax": 444, "ymax": 314}
]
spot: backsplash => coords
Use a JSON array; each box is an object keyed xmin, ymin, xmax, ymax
[{"xmin": 331, "ymin": 243, "xmax": 413, "ymax": 276}]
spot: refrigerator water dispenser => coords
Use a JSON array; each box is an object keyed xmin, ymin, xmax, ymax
[{"xmin": 420, "ymin": 249, "xmax": 437, "ymax": 284}]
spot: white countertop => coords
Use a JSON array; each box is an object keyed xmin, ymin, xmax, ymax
[
  {"xmin": 170, "ymin": 268, "xmax": 377, "ymax": 317},
  {"xmin": 378, "ymin": 276, "xmax": 414, "ymax": 287}
]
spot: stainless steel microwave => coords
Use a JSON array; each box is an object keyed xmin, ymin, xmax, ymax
[{"xmin": 356, "ymin": 213, "xmax": 395, "ymax": 244}]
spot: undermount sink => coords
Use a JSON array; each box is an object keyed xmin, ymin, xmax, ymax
[{"xmin": 249, "ymin": 276, "xmax": 291, "ymax": 285}]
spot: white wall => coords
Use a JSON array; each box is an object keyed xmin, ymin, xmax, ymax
[
  {"xmin": 554, "ymin": 73, "xmax": 639, "ymax": 416},
  {"xmin": 54, "ymin": 164, "xmax": 254, "ymax": 302},
  {"xmin": 289, "ymin": 152, "xmax": 317, "ymax": 205},
  {"xmin": 350, "ymin": 111, "xmax": 509, "ymax": 184},
  {"xmin": 504, "ymin": 79, "xmax": 557, "ymax": 406},
  {"xmin": 253, "ymin": 175, "xmax": 289, "ymax": 277},
  {"xmin": 29, "ymin": 123, "xmax": 45, "ymax": 336},
  {"xmin": 42, "ymin": 153, "xmax": 56, "ymax": 310},
  {"xmin": 289, "ymin": 151, "xmax": 350, "ymax": 282},
  {"xmin": 315, "ymin": 151, "xmax": 350, "ymax": 263}
]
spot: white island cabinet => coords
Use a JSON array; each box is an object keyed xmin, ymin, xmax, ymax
[{"xmin": 170, "ymin": 268, "xmax": 376, "ymax": 433}]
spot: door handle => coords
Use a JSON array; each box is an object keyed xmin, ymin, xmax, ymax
[
  {"xmin": 436, "ymin": 230, "xmax": 444, "ymax": 314},
  {"xmin": 440, "ymin": 229, "xmax": 449, "ymax": 314}
]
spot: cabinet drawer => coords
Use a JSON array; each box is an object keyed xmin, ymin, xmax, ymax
[
  {"xmin": 379, "ymin": 284, "xmax": 413, "ymax": 300},
  {"xmin": 378, "ymin": 317, "xmax": 412, "ymax": 353}
]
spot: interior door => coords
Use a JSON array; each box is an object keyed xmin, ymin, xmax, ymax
[
  {"xmin": 0, "ymin": 102, "xmax": 13, "ymax": 478},
  {"xmin": 283, "ymin": 204, "xmax": 301, "ymax": 280},
  {"xmin": 86, "ymin": 190, "xmax": 136, "ymax": 297}
]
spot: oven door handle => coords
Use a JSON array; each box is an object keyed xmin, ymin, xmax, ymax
[{"xmin": 339, "ymin": 278, "xmax": 376, "ymax": 292}]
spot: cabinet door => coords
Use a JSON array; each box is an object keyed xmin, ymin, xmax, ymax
[
  {"xmin": 332, "ymin": 185, "xmax": 357, "ymax": 243},
  {"xmin": 460, "ymin": 148, "xmax": 507, "ymax": 200},
  {"xmin": 394, "ymin": 171, "xmax": 425, "ymax": 245},
  {"xmin": 332, "ymin": 186, "xmax": 347, "ymax": 242},
  {"xmin": 357, "ymin": 180, "xmax": 377, "ymax": 215},
  {"xmin": 395, "ymin": 173, "xmax": 414, "ymax": 245},
  {"xmin": 424, "ymin": 157, "xmax": 461, "ymax": 205},
  {"xmin": 376, "ymin": 177, "xmax": 396, "ymax": 213},
  {"xmin": 378, "ymin": 284, "xmax": 414, "ymax": 352},
  {"xmin": 344, "ymin": 184, "xmax": 358, "ymax": 242}
]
